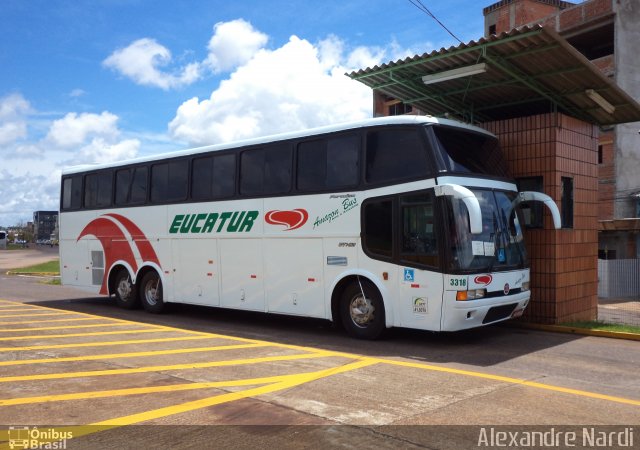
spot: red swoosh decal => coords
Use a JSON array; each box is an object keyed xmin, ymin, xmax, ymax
[
  {"xmin": 77, "ymin": 214, "xmax": 160, "ymax": 295},
  {"xmin": 106, "ymin": 213, "xmax": 160, "ymax": 266},
  {"xmin": 265, "ymin": 209, "xmax": 309, "ymax": 231},
  {"xmin": 77, "ymin": 217, "xmax": 138, "ymax": 295}
]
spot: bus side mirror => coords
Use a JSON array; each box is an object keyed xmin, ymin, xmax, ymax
[
  {"xmin": 434, "ymin": 184, "xmax": 483, "ymax": 234},
  {"xmin": 515, "ymin": 191, "xmax": 561, "ymax": 229}
]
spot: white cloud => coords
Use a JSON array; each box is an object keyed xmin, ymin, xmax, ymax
[
  {"xmin": 73, "ymin": 138, "xmax": 140, "ymax": 165},
  {"xmin": 0, "ymin": 169, "xmax": 59, "ymax": 226},
  {"xmin": 169, "ymin": 34, "xmax": 381, "ymax": 145},
  {"xmin": 69, "ymin": 89, "xmax": 86, "ymax": 98},
  {"xmin": 103, "ymin": 38, "xmax": 202, "ymax": 90},
  {"xmin": 0, "ymin": 93, "xmax": 31, "ymax": 146},
  {"xmin": 46, "ymin": 111, "xmax": 120, "ymax": 148},
  {"xmin": 0, "ymin": 101, "xmax": 141, "ymax": 226},
  {"xmin": 204, "ymin": 19, "xmax": 269, "ymax": 73}
]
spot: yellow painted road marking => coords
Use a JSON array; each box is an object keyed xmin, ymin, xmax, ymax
[
  {"xmin": 0, "ymin": 342, "xmax": 272, "ymax": 366},
  {"xmin": 0, "ymin": 328, "xmax": 168, "ymax": 342},
  {"xmin": 0, "ymin": 298, "xmax": 638, "ymax": 410},
  {"xmin": 0, "ymin": 301, "xmax": 243, "ymax": 340},
  {"xmin": 0, "ymin": 308, "xmax": 51, "ymax": 313},
  {"xmin": 0, "ymin": 335, "xmax": 217, "ymax": 352},
  {"xmin": 0, "ymin": 317, "xmax": 101, "ymax": 325},
  {"xmin": 0, "ymin": 304, "xmax": 40, "ymax": 308},
  {"xmin": 0, "ymin": 323, "xmax": 143, "ymax": 332},
  {"xmin": 93, "ymin": 358, "xmax": 378, "ymax": 426},
  {"xmin": 0, "ymin": 312, "xmax": 75, "ymax": 319},
  {"xmin": 372, "ymin": 358, "xmax": 640, "ymax": 407},
  {"xmin": 0, "ymin": 359, "xmax": 379, "ymax": 446},
  {"xmin": 0, "ymin": 367, "xmax": 361, "ymax": 406},
  {"xmin": 0, "ymin": 351, "xmax": 336, "ymax": 383}
]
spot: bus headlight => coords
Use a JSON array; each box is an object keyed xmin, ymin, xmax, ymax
[
  {"xmin": 456, "ymin": 289, "xmax": 486, "ymax": 301},
  {"xmin": 521, "ymin": 281, "xmax": 530, "ymax": 291}
]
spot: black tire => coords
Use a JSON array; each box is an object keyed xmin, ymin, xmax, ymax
[
  {"xmin": 339, "ymin": 279, "xmax": 386, "ymax": 340},
  {"xmin": 113, "ymin": 270, "xmax": 140, "ymax": 309},
  {"xmin": 139, "ymin": 271, "xmax": 165, "ymax": 313}
]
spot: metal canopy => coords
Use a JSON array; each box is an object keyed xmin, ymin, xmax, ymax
[{"xmin": 348, "ymin": 25, "xmax": 640, "ymax": 126}]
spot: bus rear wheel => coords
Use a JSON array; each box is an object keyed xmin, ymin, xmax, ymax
[
  {"xmin": 113, "ymin": 270, "xmax": 139, "ymax": 309},
  {"xmin": 340, "ymin": 279, "xmax": 385, "ymax": 340},
  {"xmin": 140, "ymin": 271, "xmax": 165, "ymax": 313}
]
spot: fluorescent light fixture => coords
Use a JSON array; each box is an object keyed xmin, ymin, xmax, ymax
[
  {"xmin": 422, "ymin": 63, "xmax": 488, "ymax": 85},
  {"xmin": 585, "ymin": 89, "xmax": 615, "ymax": 115}
]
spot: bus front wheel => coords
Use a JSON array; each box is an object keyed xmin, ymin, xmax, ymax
[
  {"xmin": 114, "ymin": 270, "xmax": 139, "ymax": 310},
  {"xmin": 140, "ymin": 271, "xmax": 165, "ymax": 313},
  {"xmin": 340, "ymin": 279, "xmax": 385, "ymax": 340}
]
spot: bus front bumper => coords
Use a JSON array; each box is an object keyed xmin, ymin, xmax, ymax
[{"xmin": 441, "ymin": 291, "xmax": 530, "ymax": 331}]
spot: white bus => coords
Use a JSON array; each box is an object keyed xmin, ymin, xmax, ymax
[{"xmin": 59, "ymin": 116, "xmax": 560, "ymax": 339}]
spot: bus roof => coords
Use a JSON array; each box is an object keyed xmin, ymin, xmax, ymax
[{"xmin": 61, "ymin": 115, "xmax": 495, "ymax": 175}]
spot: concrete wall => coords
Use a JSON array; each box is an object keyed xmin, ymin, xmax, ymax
[{"xmin": 613, "ymin": 0, "xmax": 640, "ymax": 219}]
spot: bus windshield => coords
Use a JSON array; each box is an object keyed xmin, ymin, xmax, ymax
[
  {"xmin": 431, "ymin": 125, "xmax": 509, "ymax": 178},
  {"xmin": 446, "ymin": 189, "xmax": 527, "ymax": 272}
]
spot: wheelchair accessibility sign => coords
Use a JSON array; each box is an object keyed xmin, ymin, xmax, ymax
[{"xmin": 403, "ymin": 268, "xmax": 415, "ymax": 282}]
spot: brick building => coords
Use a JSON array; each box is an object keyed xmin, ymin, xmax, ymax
[
  {"xmin": 483, "ymin": 0, "xmax": 640, "ymax": 260},
  {"xmin": 349, "ymin": 0, "xmax": 640, "ymax": 323}
]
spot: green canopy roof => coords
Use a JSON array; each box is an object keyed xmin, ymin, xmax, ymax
[{"xmin": 348, "ymin": 25, "xmax": 640, "ymax": 126}]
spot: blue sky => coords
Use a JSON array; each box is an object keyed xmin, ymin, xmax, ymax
[{"xmin": 0, "ymin": 0, "xmax": 493, "ymax": 227}]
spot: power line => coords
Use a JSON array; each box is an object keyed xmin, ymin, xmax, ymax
[{"xmin": 407, "ymin": 0, "xmax": 464, "ymax": 45}]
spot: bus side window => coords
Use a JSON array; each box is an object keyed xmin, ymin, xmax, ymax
[
  {"xmin": 116, "ymin": 167, "xmax": 148, "ymax": 205},
  {"xmin": 362, "ymin": 199, "xmax": 394, "ymax": 259},
  {"xmin": 241, "ymin": 144, "xmax": 291, "ymax": 196},
  {"xmin": 84, "ymin": 171, "xmax": 113, "ymax": 208},
  {"xmin": 366, "ymin": 128, "xmax": 429, "ymax": 184},
  {"xmin": 192, "ymin": 153, "xmax": 235, "ymax": 200},
  {"xmin": 151, "ymin": 160, "xmax": 188, "ymax": 203},
  {"xmin": 62, "ymin": 175, "xmax": 83, "ymax": 210},
  {"xmin": 400, "ymin": 192, "xmax": 439, "ymax": 268},
  {"xmin": 297, "ymin": 134, "xmax": 359, "ymax": 191}
]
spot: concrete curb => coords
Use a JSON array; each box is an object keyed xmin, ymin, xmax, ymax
[
  {"xmin": 508, "ymin": 322, "xmax": 640, "ymax": 341},
  {"xmin": 5, "ymin": 271, "xmax": 59, "ymax": 277}
]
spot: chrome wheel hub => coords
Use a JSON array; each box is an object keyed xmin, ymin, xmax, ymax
[
  {"xmin": 349, "ymin": 294, "xmax": 375, "ymax": 327},
  {"xmin": 145, "ymin": 280, "xmax": 160, "ymax": 306},
  {"xmin": 117, "ymin": 278, "xmax": 132, "ymax": 300}
]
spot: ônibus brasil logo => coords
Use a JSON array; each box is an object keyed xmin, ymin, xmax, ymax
[
  {"xmin": 77, "ymin": 214, "xmax": 160, "ymax": 295},
  {"xmin": 265, "ymin": 209, "xmax": 309, "ymax": 231}
]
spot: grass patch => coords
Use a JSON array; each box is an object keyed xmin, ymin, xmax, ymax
[
  {"xmin": 9, "ymin": 260, "xmax": 60, "ymax": 275},
  {"xmin": 6, "ymin": 243, "xmax": 30, "ymax": 250},
  {"xmin": 41, "ymin": 278, "xmax": 61, "ymax": 285},
  {"xmin": 561, "ymin": 320, "xmax": 640, "ymax": 334}
]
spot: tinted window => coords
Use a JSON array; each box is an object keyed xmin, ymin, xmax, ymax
[
  {"xmin": 240, "ymin": 144, "xmax": 291, "ymax": 195},
  {"xmin": 62, "ymin": 175, "xmax": 83, "ymax": 210},
  {"xmin": 151, "ymin": 160, "xmax": 188, "ymax": 203},
  {"xmin": 116, "ymin": 166, "xmax": 148, "ymax": 205},
  {"xmin": 363, "ymin": 199, "xmax": 393, "ymax": 258},
  {"xmin": 366, "ymin": 128, "xmax": 429, "ymax": 184},
  {"xmin": 516, "ymin": 176, "xmax": 544, "ymax": 228},
  {"xmin": 192, "ymin": 153, "xmax": 236, "ymax": 201},
  {"xmin": 401, "ymin": 193, "xmax": 439, "ymax": 268},
  {"xmin": 561, "ymin": 177, "xmax": 573, "ymax": 228},
  {"xmin": 433, "ymin": 125, "xmax": 509, "ymax": 178},
  {"xmin": 84, "ymin": 171, "xmax": 112, "ymax": 208},
  {"xmin": 297, "ymin": 134, "xmax": 359, "ymax": 191}
]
